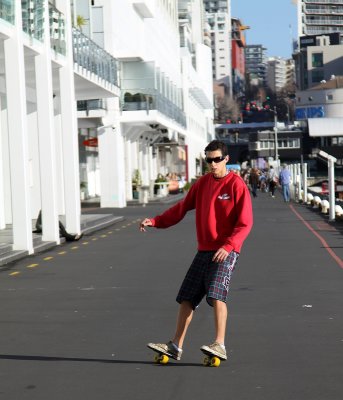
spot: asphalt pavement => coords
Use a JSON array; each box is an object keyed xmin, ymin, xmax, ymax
[{"xmin": 0, "ymin": 190, "xmax": 342, "ymax": 400}]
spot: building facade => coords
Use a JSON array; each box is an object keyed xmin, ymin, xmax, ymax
[
  {"xmin": 204, "ymin": 0, "xmax": 232, "ymax": 92},
  {"xmin": 0, "ymin": 0, "xmax": 214, "ymax": 254},
  {"xmin": 231, "ymin": 17, "xmax": 246, "ymax": 98},
  {"xmin": 0, "ymin": 0, "xmax": 119, "ymax": 253},
  {"xmin": 297, "ymin": 0, "xmax": 343, "ymax": 38},
  {"xmin": 245, "ymin": 44, "xmax": 267, "ymax": 86}
]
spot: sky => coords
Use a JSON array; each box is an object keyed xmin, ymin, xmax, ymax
[{"xmin": 231, "ymin": 0, "xmax": 298, "ymax": 59}]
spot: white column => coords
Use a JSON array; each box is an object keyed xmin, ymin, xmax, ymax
[
  {"xmin": 0, "ymin": 97, "xmax": 5, "ymax": 229},
  {"xmin": 1, "ymin": 105, "xmax": 11, "ymax": 224},
  {"xmin": 328, "ymin": 158, "xmax": 336, "ymax": 222},
  {"xmin": 59, "ymin": 2, "xmax": 81, "ymax": 233},
  {"xmin": 34, "ymin": 0, "xmax": 60, "ymax": 243},
  {"xmin": 98, "ymin": 125, "xmax": 126, "ymax": 207},
  {"xmin": 125, "ymin": 137, "xmax": 133, "ymax": 200},
  {"xmin": 302, "ymin": 163, "xmax": 308, "ymax": 204},
  {"xmin": 4, "ymin": 2, "xmax": 33, "ymax": 252}
]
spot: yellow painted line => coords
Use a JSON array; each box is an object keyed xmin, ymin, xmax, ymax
[
  {"xmin": 121, "ymin": 226, "xmax": 126, "ymax": 228},
  {"xmin": 43, "ymin": 256, "xmax": 53, "ymax": 261},
  {"xmin": 27, "ymin": 263, "xmax": 39, "ymax": 269},
  {"xmin": 9, "ymin": 271, "xmax": 20, "ymax": 276},
  {"xmin": 71, "ymin": 246, "xmax": 78, "ymax": 250},
  {"xmin": 101, "ymin": 234, "xmax": 107, "ymax": 238},
  {"xmin": 58, "ymin": 251, "xmax": 66, "ymax": 255},
  {"xmin": 107, "ymin": 231, "xmax": 113, "ymax": 234},
  {"xmin": 92, "ymin": 238, "xmax": 98, "ymax": 241},
  {"xmin": 82, "ymin": 242, "xmax": 89, "ymax": 245}
]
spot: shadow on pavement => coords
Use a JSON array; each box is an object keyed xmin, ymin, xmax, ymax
[{"xmin": 0, "ymin": 354, "xmax": 202, "ymax": 367}]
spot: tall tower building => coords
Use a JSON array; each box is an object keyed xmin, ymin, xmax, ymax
[
  {"xmin": 245, "ymin": 44, "xmax": 267, "ymax": 86},
  {"xmin": 297, "ymin": 0, "xmax": 343, "ymax": 39},
  {"xmin": 204, "ymin": 0, "xmax": 232, "ymax": 93}
]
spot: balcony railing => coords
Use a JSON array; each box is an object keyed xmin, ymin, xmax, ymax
[
  {"xmin": 73, "ymin": 28, "xmax": 118, "ymax": 87},
  {"xmin": 305, "ymin": 0, "xmax": 343, "ymax": 4},
  {"xmin": 49, "ymin": 2, "xmax": 66, "ymax": 54},
  {"xmin": 0, "ymin": 0, "xmax": 14, "ymax": 24},
  {"xmin": 122, "ymin": 89, "xmax": 187, "ymax": 128},
  {"xmin": 21, "ymin": 1, "xmax": 66, "ymax": 53},
  {"xmin": 22, "ymin": 0, "xmax": 44, "ymax": 41},
  {"xmin": 305, "ymin": 16, "xmax": 343, "ymax": 24},
  {"xmin": 77, "ymin": 99, "xmax": 106, "ymax": 112},
  {"xmin": 305, "ymin": 7, "xmax": 343, "ymax": 14}
]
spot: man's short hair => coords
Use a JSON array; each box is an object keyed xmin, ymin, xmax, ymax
[{"xmin": 204, "ymin": 140, "xmax": 228, "ymax": 156}]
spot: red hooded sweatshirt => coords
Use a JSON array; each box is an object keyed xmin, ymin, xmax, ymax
[{"xmin": 150, "ymin": 172, "xmax": 253, "ymax": 254}]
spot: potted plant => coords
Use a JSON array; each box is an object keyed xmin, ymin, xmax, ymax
[
  {"xmin": 80, "ymin": 181, "xmax": 88, "ymax": 200},
  {"xmin": 132, "ymin": 169, "xmax": 142, "ymax": 199}
]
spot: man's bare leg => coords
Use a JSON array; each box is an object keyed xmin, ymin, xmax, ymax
[
  {"xmin": 213, "ymin": 299, "xmax": 228, "ymax": 345},
  {"xmin": 172, "ymin": 301, "xmax": 194, "ymax": 349}
]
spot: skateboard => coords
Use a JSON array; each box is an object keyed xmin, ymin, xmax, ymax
[
  {"xmin": 200, "ymin": 348, "xmax": 225, "ymax": 367},
  {"xmin": 147, "ymin": 343, "xmax": 174, "ymax": 365}
]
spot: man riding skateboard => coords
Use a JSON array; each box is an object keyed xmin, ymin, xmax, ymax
[{"xmin": 140, "ymin": 140, "xmax": 253, "ymax": 362}]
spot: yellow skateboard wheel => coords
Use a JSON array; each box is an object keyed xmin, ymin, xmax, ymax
[
  {"xmin": 203, "ymin": 355, "xmax": 221, "ymax": 367},
  {"xmin": 210, "ymin": 356, "xmax": 221, "ymax": 367},
  {"xmin": 154, "ymin": 354, "xmax": 169, "ymax": 364},
  {"xmin": 159, "ymin": 354, "xmax": 169, "ymax": 364}
]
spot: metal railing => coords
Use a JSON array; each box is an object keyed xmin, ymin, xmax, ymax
[
  {"xmin": 73, "ymin": 28, "xmax": 118, "ymax": 87},
  {"xmin": 121, "ymin": 89, "xmax": 186, "ymax": 128},
  {"xmin": 77, "ymin": 99, "xmax": 106, "ymax": 112},
  {"xmin": 21, "ymin": 0, "xmax": 44, "ymax": 41},
  {"xmin": 49, "ymin": 2, "xmax": 66, "ymax": 54},
  {"xmin": 305, "ymin": 0, "xmax": 343, "ymax": 4},
  {"xmin": 305, "ymin": 17, "xmax": 343, "ymax": 24}
]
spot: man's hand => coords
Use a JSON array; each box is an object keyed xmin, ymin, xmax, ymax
[
  {"xmin": 139, "ymin": 218, "xmax": 153, "ymax": 232},
  {"xmin": 212, "ymin": 247, "xmax": 229, "ymax": 263}
]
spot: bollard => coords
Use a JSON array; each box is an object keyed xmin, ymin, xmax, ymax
[
  {"xmin": 313, "ymin": 196, "xmax": 321, "ymax": 209},
  {"xmin": 335, "ymin": 205, "xmax": 343, "ymax": 219},
  {"xmin": 321, "ymin": 200, "xmax": 329, "ymax": 214},
  {"xmin": 307, "ymin": 193, "xmax": 314, "ymax": 204}
]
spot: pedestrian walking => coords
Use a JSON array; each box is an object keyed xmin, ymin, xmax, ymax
[
  {"xmin": 249, "ymin": 168, "xmax": 260, "ymax": 198},
  {"xmin": 268, "ymin": 166, "xmax": 278, "ymax": 198},
  {"xmin": 139, "ymin": 140, "xmax": 253, "ymax": 362},
  {"xmin": 279, "ymin": 164, "xmax": 292, "ymax": 202}
]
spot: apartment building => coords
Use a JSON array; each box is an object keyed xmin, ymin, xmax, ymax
[
  {"xmin": 245, "ymin": 44, "xmax": 267, "ymax": 86},
  {"xmin": 0, "ymin": 0, "xmax": 214, "ymax": 254},
  {"xmin": 266, "ymin": 57, "xmax": 292, "ymax": 93},
  {"xmin": 0, "ymin": 0, "xmax": 119, "ymax": 253},
  {"xmin": 204, "ymin": 0, "xmax": 232, "ymax": 91},
  {"xmin": 294, "ymin": 33, "xmax": 343, "ymax": 90},
  {"xmin": 297, "ymin": 0, "xmax": 343, "ymax": 38},
  {"xmin": 72, "ymin": 0, "xmax": 213, "ymax": 205},
  {"xmin": 231, "ymin": 17, "xmax": 246, "ymax": 98}
]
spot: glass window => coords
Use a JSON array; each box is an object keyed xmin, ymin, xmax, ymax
[
  {"xmin": 312, "ymin": 69, "xmax": 324, "ymax": 83},
  {"xmin": 312, "ymin": 53, "xmax": 323, "ymax": 68}
]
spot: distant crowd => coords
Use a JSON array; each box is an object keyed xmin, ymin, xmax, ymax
[{"xmin": 233, "ymin": 164, "xmax": 292, "ymax": 202}]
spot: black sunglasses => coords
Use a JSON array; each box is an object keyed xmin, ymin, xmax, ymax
[{"xmin": 205, "ymin": 156, "xmax": 226, "ymax": 164}]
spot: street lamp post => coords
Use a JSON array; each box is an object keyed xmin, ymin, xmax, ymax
[{"xmin": 273, "ymin": 106, "xmax": 279, "ymax": 167}]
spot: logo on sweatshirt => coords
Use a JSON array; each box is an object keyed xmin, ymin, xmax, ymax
[{"xmin": 218, "ymin": 193, "xmax": 230, "ymax": 200}]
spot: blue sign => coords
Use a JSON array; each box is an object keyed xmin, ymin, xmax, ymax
[{"xmin": 295, "ymin": 106, "xmax": 325, "ymax": 120}]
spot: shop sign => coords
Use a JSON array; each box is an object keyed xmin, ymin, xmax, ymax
[
  {"xmin": 295, "ymin": 106, "xmax": 325, "ymax": 120},
  {"xmin": 83, "ymin": 137, "xmax": 98, "ymax": 147}
]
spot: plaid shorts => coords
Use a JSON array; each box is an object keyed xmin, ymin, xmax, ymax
[{"xmin": 176, "ymin": 250, "xmax": 239, "ymax": 310}]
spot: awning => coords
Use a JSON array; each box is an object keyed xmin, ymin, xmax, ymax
[{"xmin": 308, "ymin": 118, "xmax": 343, "ymax": 137}]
